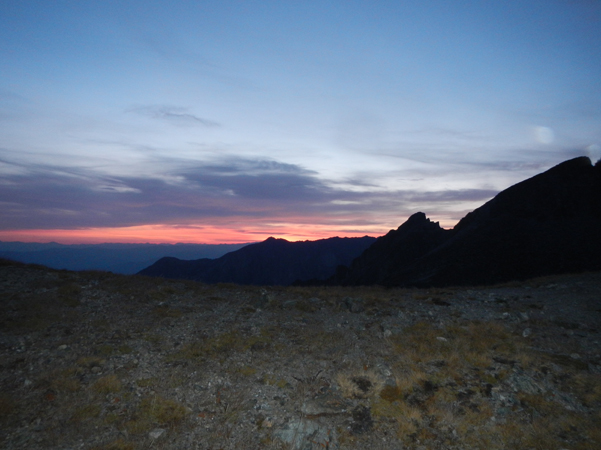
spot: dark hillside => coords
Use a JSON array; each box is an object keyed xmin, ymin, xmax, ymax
[
  {"xmin": 332, "ymin": 157, "xmax": 601, "ymax": 287},
  {"xmin": 139, "ymin": 236, "xmax": 376, "ymax": 285}
]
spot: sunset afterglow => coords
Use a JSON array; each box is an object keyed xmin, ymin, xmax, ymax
[
  {"xmin": 1, "ymin": 1, "xmax": 600, "ymax": 244},
  {"xmin": 0, "ymin": 223, "xmax": 388, "ymax": 245}
]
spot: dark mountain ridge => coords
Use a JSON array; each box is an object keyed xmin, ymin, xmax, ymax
[
  {"xmin": 331, "ymin": 156, "xmax": 601, "ymax": 287},
  {"xmin": 139, "ymin": 236, "xmax": 376, "ymax": 285},
  {"xmin": 332, "ymin": 212, "xmax": 452, "ymax": 286}
]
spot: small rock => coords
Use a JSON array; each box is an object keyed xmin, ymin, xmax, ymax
[
  {"xmin": 24, "ymin": 379, "xmax": 32, "ymax": 387},
  {"xmin": 302, "ymin": 393, "xmax": 348, "ymax": 416},
  {"xmin": 522, "ymin": 328, "xmax": 532, "ymax": 338},
  {"xmin": 343, "ymin": 297, "xmax": 365, "ymax": 313},
  {"xmin": 282, "ymin": 300, "xmax": 297, "ymax": 310},
  {"xmin": 58, "ymin": 344, "xmax": 67, "ymax": 350},
  {"xmin": 149, "ymin": 428, "xmax": 166, "ymax": 439},
  {"xmin": 261, "ymin": 418, "xmax": 274, "ymax": 428},
  {"xmin": 570, "ymin": 353, "xmax": 581, "ymax": 360},
  {"xmin": 91, "ymin": 366, "xmax": 102, "ymax": 374},
  {"xmin": 383, "ymin": 329, "xmax": 392, "ymax": 338},
  {"xmin": 436, "ymin": 336, "xmax": 448, "ymax": 342},
  {"xmin": 274, "ymin": 419, "xmax": 320, "ymax": 448}
]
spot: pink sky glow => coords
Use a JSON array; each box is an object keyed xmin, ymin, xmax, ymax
[{"xmin": 0, "ymin": 223, "xmax": 394, "ymax": 245}]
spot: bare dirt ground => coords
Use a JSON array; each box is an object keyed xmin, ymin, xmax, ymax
[{"xmin": 1, "ymin": 259, "xmax": 600, "ymax": 449}]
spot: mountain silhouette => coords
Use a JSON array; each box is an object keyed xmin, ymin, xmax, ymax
[
  {"xmin": 138, "ymin": 236, "xmax": 376, "ymax": 285},
  {"xmin": 332, "ymin": 156, "xmax": 601, "ymax": 287},
  {"xmin": 331, "ymin": 212, "xmax": 452, "ymax": 286}
]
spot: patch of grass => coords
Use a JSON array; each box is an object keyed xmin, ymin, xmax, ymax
[
  {"xmin": 294, "ymin": 299, "xmax": 318, "ymax": 313},
  {"xmin": 71, "ymin": 403, "xmax": 102, "ymax": 422},
  {"xmin": 95, "ymin": 344, "xmax": 116, "ymax": 356},
  {"xmin": 118, "ymin": 344, "xmax": 133, "ymax": 354},
  {"xmin": 92, "ymin": 375, "xmax": 122, "ymax": 394},
  {"xmin": 569, "ymin": 372, "xmax": 601, "ymax": 406},
  {"xmin": 168, "ymin": 328, "xmax": 273, "ymax": 362},
  {"xmin": 152, "ymin": 305, "xmax": 183, "ymax": 318},
  {"xmin": 0, "ymin": 393, "xmax": 17, "ymax": 419},
  {"xmin": 379, "ymin": 384, "xmax": 404, "ymax": 403},
  {"xmin": 103, "ymin": 412, "xmax": 121, "ymax": 425},
  {"xmin": 123, "ymin": 416, "xmax": 153, "ymax": 435},
  {"xmin": 543, "ymin": 353, "xmax": 590, "ymax": 371},
  {"xmin": 236, "ymin": 365, "xmax": 258, "ymax": 377},
  {"xmin": 262, "ymin": 374, "xmax": 289, "ymax": 389},
  {"xmin": 371, "ymin": 396, "xmax": 422, "ymax": 440},
  {"xmin": 94, "ymin": 344, "xmax": 134, "ymax": 357},
  {"xmin": 57, "ymin": 282, "xmax": 82, "ymax": 307},
  {"xmin": 336, "ymin": 370, "xmax": 383, "ymax": 399},
  {"xmin": 123, "ymin": 395, "xmax": 188, "ymax": 435},
  {"xmin": 43, "ymin": 367, "xmax": 82, "ymax": 393},
  {"xmin": 389, "ymin": 320, "xmax": 524, "ymax": 375},
  {"xmin": 139, "ymin": 395, "xmax": 188, "ymax": 427},
  {"xmin": 136, "ymin": 377, "xmax": 157, "ymax": 388},
  {"xmin": 77, "ymin": 356, "xmax": 104, "ymax": 368},
  {"xmin": 91, "ymin": 439, "xmax": 136, "ymax": 450},
  {"xmin": 142, "ymin": 333, "xmax": 163, "ymax": 345},
  {"xmin": 90, "ymin": 319, "xmax": 110, "ymax": 332}
]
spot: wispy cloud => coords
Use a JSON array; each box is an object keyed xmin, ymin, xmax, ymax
[
  {"xmin": 0, "ymin": 151, "xmax": 503, "ymax": 233},
  {"xmin": 128, "ymin": 105, "xmax": 220, "ymax": 127}
]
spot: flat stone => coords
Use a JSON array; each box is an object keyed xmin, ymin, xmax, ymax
[
  {"xmin": 274, "ymin": 419, "xmax": 337, "ymax": 450},
  {"xmin": 149, "ymin": 428, "xmax": 166, "ymax": 439},
  {"xmin": 301, "ymin": 393, "xmax": 348, "ymax": 416}
]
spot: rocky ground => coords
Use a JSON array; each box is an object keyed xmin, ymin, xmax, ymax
[{"xmin": 1, "ymin": 258, "xmax": 600, "ymax": 449}]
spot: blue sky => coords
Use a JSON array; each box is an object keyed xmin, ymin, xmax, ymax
[{"xmin": 1, "ymin": 0, "xmax": 600, "ymax": 243}]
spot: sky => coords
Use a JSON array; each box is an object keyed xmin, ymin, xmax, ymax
[{"xmin": 1, "ymin": 0, "xmax": 600, "ymax": 244}]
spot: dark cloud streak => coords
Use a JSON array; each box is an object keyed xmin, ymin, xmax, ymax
[
  {"xmin": 0, "ymin": 154, "xmax": 501, "ymax": 231},
  {"xmin": 128, "ymin": 105, "xmax": 220, "ymax": 127}
]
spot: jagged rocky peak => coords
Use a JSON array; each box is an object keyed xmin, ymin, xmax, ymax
[{"xmin": 399, "ymin": 212, "xmax": 442, "ymax": 230}]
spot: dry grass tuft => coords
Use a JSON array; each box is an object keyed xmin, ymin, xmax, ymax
[
  {"xmin": 57, "ymin": 282, "xmax": 82, "ymax": 307},
  {"xmin": 336, "ymin": 369, "xmax": 383, "ymax": 399},
  {"xmin": 140, "ymin": 395, "xmax": 188, "ymax": 427},
  {"xmin": 92, "ymin": 375, "xmax": 122, "ymax": 394},
  {"xmin": 77, "ymin": 356, "xmax": 104, "ymax": 368},
  {"xmin": 71, "ymin": 403, "xmax": 102, "ymax": 422},
  {"xmin": 0, "ymin": 393, "xmax": 17, "ymax": 419},
  {"xmin": 566, "ymin": 372, "xmax": 601, "ymax": 406},
  {"xmin": 91, "ymin": 438, "xmax": 136, "ymax": 450}
]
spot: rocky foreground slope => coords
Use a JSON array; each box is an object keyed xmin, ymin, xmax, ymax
[{"xmin": 1, "ymin": 259, "xmax": 600, "ymax": 449}]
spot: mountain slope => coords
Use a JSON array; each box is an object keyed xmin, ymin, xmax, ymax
[
  {"xmin": 332, "ymin": 212, "xmax": 452, "ymax": 285},
  {"xmin": 334, "ymin": 156, "xmax": 601, "ymax": 287},
  {"xmin": 139, "ymin": 236, "xmax": 376, "ymax": 285}
]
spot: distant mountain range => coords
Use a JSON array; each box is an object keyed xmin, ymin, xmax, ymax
[
  {"xmin": 0, "ymin": 242, "xmax": 248, "ymax": 274},
  {"xmin": 138, "ymin": 236, "xmax": 377, "ymax": 285},
  {"xmin": 140, "ymin": 156, "xmax": 601, "ymax": 288},
  {"xmin": 330, "ymin": 156, "xmax": 601, "ymax": 287}
]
